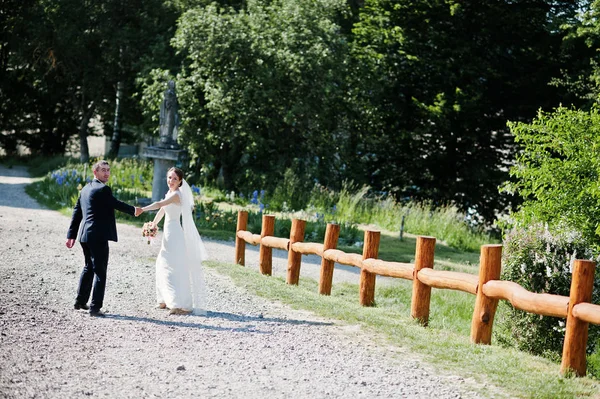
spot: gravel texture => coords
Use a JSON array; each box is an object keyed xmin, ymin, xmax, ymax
[{"xmin": 0, "ymin": 165, "xmax": 493, "ymax": 398}]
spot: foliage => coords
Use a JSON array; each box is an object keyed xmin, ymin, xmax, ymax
[
  {"xmin": 323, "ymin": 183, "xmax": 496, "ymax": 252},
  {"xmin": 502, "ymin": 106, "xmax": 600, "ymax": 246},
  {"xmin": 28, "ymin": 158, "xmax": 153, "ymax": 211},
  {"xmin": 347, "ymin": 0, "xmax": 578, "ymax": 223},
  {"xmin": 268, "ymin": 168, "xmax": 314, "ymax": 212},
  {"xmin": 0, "ymin": 0, "xmax": 180, "ymax": 158},
  {"xmin": 495, "ymin": 224, "xmax": 600, "ymax": 371},
  {"xmin": 146, "ymin": 0, "xmax": 354, "ymax": 194},
  {"xmin": 552, "ymin": 0, "xmax": 600, "ymax": 108}
]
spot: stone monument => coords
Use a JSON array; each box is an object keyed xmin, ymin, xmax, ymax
[{"xmin": 143, "ymin": 80, "xmax": 187, "ymax": 202}]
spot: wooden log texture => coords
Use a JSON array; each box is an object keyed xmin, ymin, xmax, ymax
[
  {"xmin": 410, "ymin": 236, "xmax": 436, "ymax": 325},
  {"xmin": 482, "ymin": 280, "xmax": 568, "ymax": 318},
  {"xmin": 234, "ymin": 210, "xmax": 248, "ymax": 265},
  {"xmin": 572, "ymin": 302, "xmax": 600, "ymax": 326},
  {"xmin": 362, "ymin": 259, "xmax": 414, "ymax": 280},
  {"xmin": 291, "ymin": 242, "xmax": 324, "ymax": 256},
  {"xmin": 561, "ymin": 260, "xmax": 596, "ymax": 377},
  {"xmin": 319, "ymin": 223, "xmax": 340, "ymax": 295},
  {"xmin": 322, "ymin": 249, "xmax": 363, "ymax": 268},
  {"xmin": 360, "ymin": 231, "xmax": 380, "ymax": 306},
  {"xmin": 287, "ymin": 219, "xmax": 306, "ymax": 285},
  {"xmin": 258, "ymin": 215, "xmax": 275, "ymax": 275},
  {"xmin": 470, "ymin": 244, "xmax": 502, "ymax": 344},
  {"xmin": 417, "ymin": 269, "xmax": 478, "ymax": 295},
  {"xmin": 261, "ymin": 236, "xmax": 290, "ymax": 251},
  {"xmin": 236, "ymin": 230, "xmax": 261, "ymax": 246}
]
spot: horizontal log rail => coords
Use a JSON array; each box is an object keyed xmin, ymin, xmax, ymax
[
  {"xmin": 322, "ymin": 249, "xmax": 363, "ymax": 268},
  {"xmin": 291, "ymin": 242, "xmax": 324, "ymax": 256},
  {"xmin": 572, "ymin": 302, "xmax": 600, "ymax": 325},
  {"xmin": 417, "ymin": 269, "xmax": 478, "ymax": 295},
  {"xmin": 261, "ymin": 236, "xmax": 290, "ymax": 251},
  {"xmin": 362, "ymin": 258, "xmax": 413, "ymax": 280},
  {"xmin": 482, "ymin": 280, "xmax": 569, "ymax": 318},
  {"xmin": 233, "ymin": 210, "xmax": 600, "ymax": 376},
  {"xmin": 236, "ymin": 230, "xmax": 261, "ymax": 246}
]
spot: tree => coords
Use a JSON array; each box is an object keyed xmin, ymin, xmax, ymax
[
  {"xmin": 350, "ymin": 0, "xmax": 580, "ymax": 223},
  {"xmin": 0, "ymin": 0, "xmax": 179, "ymax": 160},
  {"xmin": 503, "ymin": 106, "xmax": 600, "ymax": 244},
  {"xmin": 165, "ymin": 0, "xmax": 353, "ymax": 192}
]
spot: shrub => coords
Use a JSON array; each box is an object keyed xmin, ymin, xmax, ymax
[
  {"xmin": 503, "ymin": 106, "xmax": 600, "ymax": 247},
  {"xmin": 496, "ymin": 224, "xmax": 600, "ymax": 370}
]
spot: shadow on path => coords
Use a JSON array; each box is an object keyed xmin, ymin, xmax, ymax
[{"xmin": 104, "ymin": 310, "xmax": 333, "ymax": 333}]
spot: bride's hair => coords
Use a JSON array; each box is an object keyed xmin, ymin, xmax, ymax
[{"xmin": 168, "ymin": 167, "xmax": 184, "ymax": 187}]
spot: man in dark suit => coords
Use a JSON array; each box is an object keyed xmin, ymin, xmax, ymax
[{"xmin": 66, "ymin": 160, "xmax": 142, "ymax": 317}]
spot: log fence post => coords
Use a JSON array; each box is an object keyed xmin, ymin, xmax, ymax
[
  {"xmin": 287, "ymin": 219, "xmax": 306, "ymax": 285},
  {"xmin": 411, "ymin": 236, "xmax": 436, "ymax": 325},
  {"xmin": 470, "ymin": 244, "xmax": 502, "ymax": 344},
  {"xmin": 561, "ymin": 260, "xmax": 596, "ymax": 377},
  {"xmin": 258, "ymin": 214, "xmax": 275, "ymax": 275},
  {"xmin": 318, "ymin": 223, "xmax": 340, "ymax": 295},
  {"xmin": 234, "ymin": 210, "xmax": 248, "ymax": 266},
  {"xmin": 359, "ymin": 230, "xmax": 380, "ymax": 306}
]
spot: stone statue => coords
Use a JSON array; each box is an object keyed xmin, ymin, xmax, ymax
[{"xmin": 159, "ymin": 80, "xmax": 180, "ymax": 147}]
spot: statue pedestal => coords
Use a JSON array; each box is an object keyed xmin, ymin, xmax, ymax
[{"xmin": 142, "ymin": 146, "xmax": 187, "ymax": 202}]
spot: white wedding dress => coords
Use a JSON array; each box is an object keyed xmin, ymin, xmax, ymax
[{"xmin": 155, "ymin": 187, "xmax": 207, "ymax": 315}]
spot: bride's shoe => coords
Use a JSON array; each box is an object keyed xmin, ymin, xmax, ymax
[
  {"xmin": 157, "ymin": 303, "xmax": 167, "ymax": 309},
  {"xmin": 168, "ymin": 308, "xmax": 192, "ymax": 315}
]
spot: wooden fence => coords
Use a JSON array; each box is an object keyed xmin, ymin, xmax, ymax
[{"xmin": 233, "ymin": 211, "xmax": 600, "ymax": 377}]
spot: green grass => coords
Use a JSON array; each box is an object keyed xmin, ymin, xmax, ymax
[
  {"xmin": 339, "ymin": 231, "xmax": 481, "ymax": 268},
  {"xmin": 205, "ymin": 260, "xmax": 600, "ymax": 399}
]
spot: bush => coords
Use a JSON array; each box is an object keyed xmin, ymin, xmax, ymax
[
  {"xmin": 504, "ymin": 106, "xmax": 600, "ymax": 247},
  {"xmin": 496, "ymin": 224, "xmax": 600, "ymax": 373}
]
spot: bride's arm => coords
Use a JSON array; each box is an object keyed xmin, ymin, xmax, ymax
[
  {"xmin": 142, "ymin": 192, "xmax": 180, "ymax": 212},
  {"xmin": 152, "ymin": 208, "xmax": 165, "ymax": 226}
]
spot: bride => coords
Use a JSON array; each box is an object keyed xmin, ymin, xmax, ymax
[{"xmin": 140, "ymin": 167, "xmax": 207, "ymax": 315}]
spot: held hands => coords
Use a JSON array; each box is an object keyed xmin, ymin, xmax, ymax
[{"xmin": 135, "ymin": 207, "xmax": 143, "ymax": 217}]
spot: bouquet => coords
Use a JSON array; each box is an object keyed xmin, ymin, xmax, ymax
[{"xmin": 142, "ymin": 222, "xmax": 158, "ymax": 244}]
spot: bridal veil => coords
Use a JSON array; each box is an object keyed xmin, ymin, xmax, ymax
[{"xmin": 180, "ymin": 179, "xmax": 208, "ymax": 315}]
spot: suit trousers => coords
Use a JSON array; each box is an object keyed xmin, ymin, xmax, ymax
[{"xmin": 77, "ymin": 241, "xmax": 109, "ymax": 312}]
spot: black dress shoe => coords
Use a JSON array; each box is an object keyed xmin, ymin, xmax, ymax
[
  {"xmin": 89, "ymin": 310, "xmax": 105, "ymax": 318},
  {"xmin": 74, "ymin": 302, "xmax": 90, "ymax": 310}
]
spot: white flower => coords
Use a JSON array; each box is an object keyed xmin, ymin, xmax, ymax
[{"xmin": 568, "ymin": 259, "xmax": 573, "ymax": 274}]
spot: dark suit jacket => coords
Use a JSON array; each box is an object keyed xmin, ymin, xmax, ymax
[{"xmin": 67, "ymin": 179, "xmax": 135, "ymax": 243}]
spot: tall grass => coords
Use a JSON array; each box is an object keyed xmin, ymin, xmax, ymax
[{"xmin": 306, "ymin": 182, "xmax": 496, "ymax": 252}]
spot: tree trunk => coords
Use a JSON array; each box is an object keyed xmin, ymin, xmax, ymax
[
  {"xmin": 108, "ymin": 80, "xmax": 124, "ymax": 159},
  {"xmin": 78, "ymin": 101, "xmax": 96, "ymax": 163}
]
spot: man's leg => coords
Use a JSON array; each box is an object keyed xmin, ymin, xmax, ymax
[
  {"xmin": 76, "ymin": 242, "xmax": 94, "ymax": 306},
  {"xmin": 88, "ymin": 241, "xmax": 109, "ymax": 312}
]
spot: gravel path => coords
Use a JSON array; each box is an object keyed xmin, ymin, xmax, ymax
[{"xmin": 0, "ymin": 165, "xmax": 493, "ymax": 399}]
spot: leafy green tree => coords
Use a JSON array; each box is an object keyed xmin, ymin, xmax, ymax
[
  {"xmin": 503, "ymin": 106, "xmax": 600, "ymax": 244},
  {"xmin": 0, "ymin": 0, "xmax": 179, "ymax": 160},
  {"xmin": 164, "ymin": 0, "xmax": 353, "ymax": 192},
  {"xmin": 551, "ymin": 0, "xmax": 599, "ymax": 107},
  {"xmin": 350, "ymin": 0, "xmax": 580, "ymax": 223}
]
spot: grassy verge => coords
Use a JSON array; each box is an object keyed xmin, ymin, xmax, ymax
[{"xmin": 204, "ymin": 260, "xmax": 600, "ymax": 399}]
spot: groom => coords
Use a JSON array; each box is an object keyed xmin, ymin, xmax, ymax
[{"xmin": 65, "ymin": 160, "xmax": 142, "ymax": 317}]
